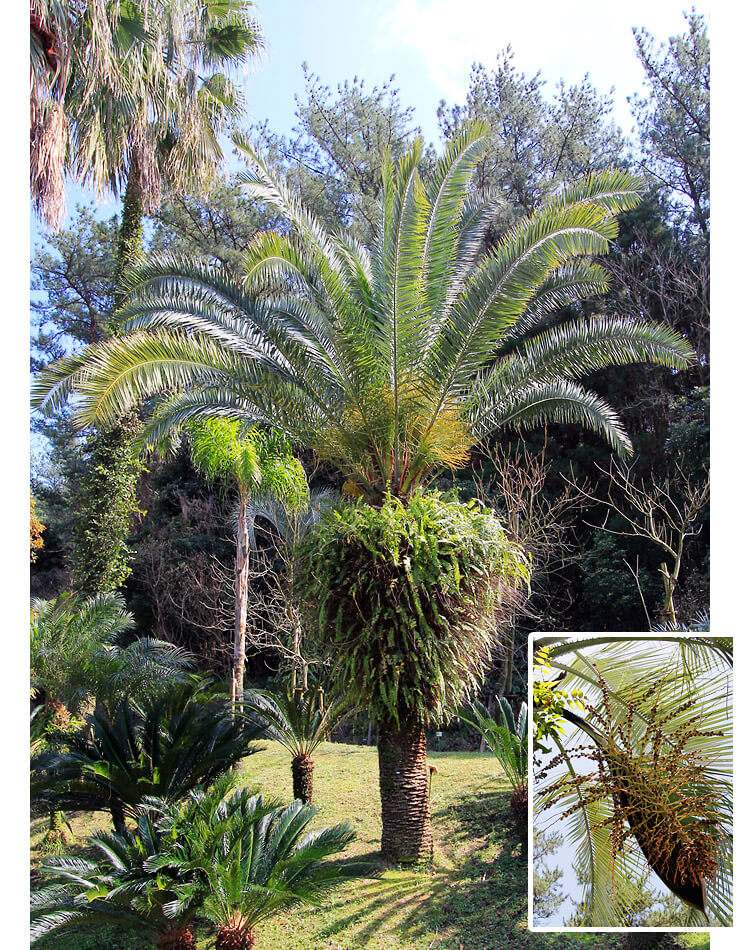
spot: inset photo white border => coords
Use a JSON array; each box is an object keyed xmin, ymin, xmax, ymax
[{"xmin": 528, "ymin": 633, "xmax": 733, "ymax": 933}]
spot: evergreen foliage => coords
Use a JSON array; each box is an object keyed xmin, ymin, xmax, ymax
[{"xmin": 296, "ymin": 492, "xmax": 529, "ymax": 727}]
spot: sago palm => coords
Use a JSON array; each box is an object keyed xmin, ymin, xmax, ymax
[
  {"xmin": 151, "ymin": 783, "xmax": 378, "ymax": 950},
  {"xmin": 33, "ymin": 124, "xmax": 694, "ymax": 863},
  {"xmin": 31, "ymin": 809, "xmax": 199, "ymax": 949},
  {"xmin": 32, "ymin": 677, "xmax": 264, "ymax": 833},
  {"xmin": 240, "ymin": 684, "xmax": 344, "ymax": 803},
  {"xmin": 460, "ymin": 697, "xmax": 528, "ymax": 846},
  {"xmin": 533, "ymin": 636, "xmax": 732, "ymax": 927}
]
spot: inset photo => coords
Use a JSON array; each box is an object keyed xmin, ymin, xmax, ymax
[{"xmin": 529, "ymin": 635, "xmax": 732, "ymax": 930}]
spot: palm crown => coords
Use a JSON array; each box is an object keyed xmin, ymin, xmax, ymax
[{"xmin": 33, "ymin": 122, "xmax": 693, "ymax": 501}]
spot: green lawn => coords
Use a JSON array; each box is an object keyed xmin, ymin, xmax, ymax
[{"xmin": 31, "ymin": 741, "xmax": 710, "ymax": 950}]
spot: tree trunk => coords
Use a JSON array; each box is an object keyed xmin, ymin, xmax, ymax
[
  {"xmin": 156, "ymin": 928, "xmax": 197, "ymax": 950},
  {"xmin": 111, "ymin": 801, "xmax": 126, "ymax": 836},
  {"xmin": 215, "ymin": 926, "xmax": 255, "ymax": 950},
  {"xmin": 232, "ymin": 492, "xmax": 250, "ymax": 704},
  {"xmin": 72, "ymin": 152, "xmax": 145, "ymax": 596},
  {"xmin": 114, "ymin": 149, "xmax": 145, "ymax": 311},
  {"xmin": 291, "ymin": 753, "xmax": 314, "ymax": 804},
  {"xmin": 377, "ymin": 719, "xmax": 433, "ymax": 864}
]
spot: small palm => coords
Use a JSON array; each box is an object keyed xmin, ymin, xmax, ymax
[{"xmin": 240, "ymin": 685, "xmax": 344, "ymax": 802}]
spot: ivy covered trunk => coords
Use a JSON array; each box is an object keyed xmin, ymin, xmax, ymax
[
  {"xmin": 377, "ymin": 719, "xmax": 433, "ymax": 864},
  {"xmin": 232, "ymin": 492, "xmax": 250, "ymax": 704},
  {"xmin": 72, "ymin": 149, "xmax": 145, "ymax": 596},
  {"xmin": 291, "ymin": 753, "xmax": 314, "ymax": 804}
]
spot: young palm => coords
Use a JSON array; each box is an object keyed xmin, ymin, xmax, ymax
[
  {"xmin": 187, "ymin": 419, "xmax": 309, "ymax": 702},
  {"xmin": 31, "ymin": 591, "xmax": 193, "ymax": 716},
  {"xmin": 33, "ymin": 125, "xmax": 694, "ymax": 862},
  {"xmin": 460, "ymin": 697, "xmax": 528, "ymax": 846},
  {"xmin": 153, "ymin": 783, "xmax": 378, "ymax": 949},
  {"xmin": 240, "ymin": 684, "xmax": 344, "ymax": 803},
  {"xmin": 31, "ymin": 810, "xmax": 199, "ymax": 949},
  {"xmin": 32, "ymin": 677, "xmax": 264, "ymax": 833}
]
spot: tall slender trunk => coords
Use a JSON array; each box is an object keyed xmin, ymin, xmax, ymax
[
  {"xmin": 72, "ymin": 151, "xmax": 145, "ymax": 596},
  {"xmin": 377, "ymin": 719, "xmax": 433, "ymax": 864},
  {"xmin": 232, "ymin": 491, "xmax": 250, "ymax": 703}
]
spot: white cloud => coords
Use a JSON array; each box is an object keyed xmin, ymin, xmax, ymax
[{"xmin": 378, "ymin": 0, "xmax": 697, "ymax": 130}]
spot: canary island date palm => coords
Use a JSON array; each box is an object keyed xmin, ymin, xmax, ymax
[
  {"xmin": 187, "ymin": 420, "xmax": 308, "ymax": 702},
  {"xmin": 32, "ymin": 677, "xmax": 264, "ymax": 834},
  {"xmin": 240, "ymin": 684, "xmax": 344, "ymax": 803},
  {"xmin": 533, "ymin": 636, "xmax": 732, "ymax": 927},
  {"xmin": 32, "ymin": 123, "xmax": 694, "ymax": 862}
]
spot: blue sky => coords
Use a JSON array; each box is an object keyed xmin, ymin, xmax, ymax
[{"xmin": 32, "ymin": 0, "xmax": 700, "ymax": 245}]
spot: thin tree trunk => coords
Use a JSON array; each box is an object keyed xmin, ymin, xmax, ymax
[
  {"xmin": 377, "ymin": 719, "xmax": 433, "ymax": 864},
  {"xmin": 291, "ymin": 753, "xmax": 315, "ymax": 804},
  {"xmin": 111, "ymin": 801, "xmax": 126, "ymax": 836},
  {"xmin": 232, "ymin": 491, "xmax": 250, "ymax": 704}
]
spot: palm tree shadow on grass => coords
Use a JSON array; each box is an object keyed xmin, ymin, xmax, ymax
[{"xmin": 317, "ymin": 788, "xmax": 528, "ymax": 946}]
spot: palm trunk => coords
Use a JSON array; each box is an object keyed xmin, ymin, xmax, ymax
[
  {"xmin": 156, "ymin": 928, "xmax": 197, "ymax": 950},
  {"xmin": 377, "ymin": 719, "xmax": 433, "ymax": 864},
  {"xmin": 232, "ymin": 491, "xmax": 250, "ymax": 704},
  {"xmin": 291, "ymin": 753, "xmax": 314, "ymax": 804},
  {"xmin": 215, "ymin": 926, "xmax": 255, "ymax": 950}
]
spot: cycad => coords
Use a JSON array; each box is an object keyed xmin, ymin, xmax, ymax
[
  {"xmin": 31, "ymin": 810, "xmax": 199, "ymax": 949},
  {"xmin": 460, "ymin": 697, "xmax": 528, "ymax": 845},
  {"xmin": 32, "ymin": 783, "xmax": 377, "ymax": 950},
  {"xmin": 239, "ymin": 684, "xmax": 344, "ymax": 803},
  {"xmin": 33, "ymin": 122, "xmax": 693, "ymax": 498},
  {"xmin": 153, "ymin": 783, "xmax": 377, "ymax": 949},
  {"xmin": 32, "ymin": 677, "xmax": 264, "ymax": 833}
]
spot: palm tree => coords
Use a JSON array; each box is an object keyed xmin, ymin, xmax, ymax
[
  {"xmin": 460, "ymin": 697, "xmax": 528, "ymax": 849},
  {"xmin": 151, "ymin": 783, "xmax": 378, "ymax": 950},
  {"xmin": 31, "ymin": 0, "xmax": 264, "ymax": 599},
  {"xmin": 32, "ymin": 782, "xmax": 377, "ymax": 950},
  {"xmin": 31, "ymin": 809, "xmax": 200, "ymax": 949},
  {"xmin": 33, "ymin": 125, "xmax": 694, "ymax": 862},
  {"xmin": 240, "ymin": 684, "xmax": 344, "ymax": 803},
  {"xmin": 32, "ymin": 677, "xmax": 264, "ymax": 833},
  {"xmin": 533, "ymin": 636, "xmax": 732, "ymax": 926},
  {"xmin": 31, "ymin": 1, "xmax": 264, "ymax": 230},
  {"xmin": 187, "ymin": 419, "xmax": 309, "ymax": 702},
  {"xmin": 31, "ymin": 591, "xmax": 193, "ymax": 717}
]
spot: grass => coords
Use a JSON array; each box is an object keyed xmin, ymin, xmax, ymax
[{"xmin": 31, "ymin": 741, "xmax": 710, "ymax": 950}]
